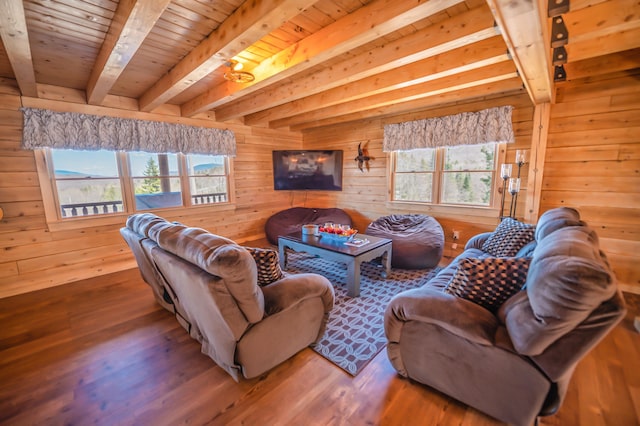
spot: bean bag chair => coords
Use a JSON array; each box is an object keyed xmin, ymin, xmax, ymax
[
  {"xmin": 265, "ymin": 207, "xmax": 352, "ymax": 245},
  {"xmin": 366, "ymin": 214, "xmax": 444, "ymax": 269}
]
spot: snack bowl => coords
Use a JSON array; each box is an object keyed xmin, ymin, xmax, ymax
[{"xmin": 318, "ymin": 224, "xmax": 358, "ymax": 243}]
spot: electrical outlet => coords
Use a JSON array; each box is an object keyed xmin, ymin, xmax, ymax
[{"xmin": 453, "ymin": 230, "xmax": 460, "ymax": 240}]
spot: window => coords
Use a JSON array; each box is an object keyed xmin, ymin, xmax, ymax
[
  {"xmin": 43, "ymin": 148, "xmax": 231, "ymax": 220},
  {"xmin": 392, "ymin": 143, "xmax": 498, "ymax": 206}
]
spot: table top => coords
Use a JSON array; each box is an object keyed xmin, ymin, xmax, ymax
[{"xmin": 279, "ymin": 232, "xmax": 392, "ymax": 256}]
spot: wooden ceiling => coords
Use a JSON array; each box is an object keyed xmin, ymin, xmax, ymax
[{"xmin": 0, "ymin": 0, "xmax": 638, "ymax": 131}]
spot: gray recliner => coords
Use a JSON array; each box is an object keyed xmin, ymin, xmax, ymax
[
  {"xmin": 121, "ymin": 213, "xmax": 335, "ymax": 381},
  {"xmin": 384, "ymin": 207, "xmax": 626, "ymax": 426}
]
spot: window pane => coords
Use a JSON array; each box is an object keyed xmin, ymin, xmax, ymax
[
  {"xmin": 444, "ymin": 144, "xmax": 495, "ymax": 171},
  {"xmin": 56, "ymin": 179, "xmax": 123, "ymax": 217},
  {"xmin": 190, "ymin": 177, "xmax": 228, "ymax": 204},
  {"xmin": 129, "ymin": 152, "xmax": 179, "ymax": 176},
  {"xmin": 133, "ymin": 177, "xmax": 182, "ymax": 209},
  {"xmin": 50, "ymin": 149, "xmax": 123, "ymax": 218},
  {"xmin": 393, "ymin": 173, "xmax": 433, "ymax": 202},
  {"xmin": 51, "ymin": 149, "xmax": 119, "ymax": 178},
  {"xmin": 186, "ymin": 154, "xmax": 226, "ymax": 176},
  {"xmin": 441, "ymin": 171, "xmax": 493, "ymax": 205},
  {"xmin": 395, "ymin": 149, "xmax": 435, "ymax": 172}
]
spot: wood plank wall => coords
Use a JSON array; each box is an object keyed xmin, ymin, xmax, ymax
[
  {"xmin": 543, "ymin": 71, "xmax": 640, "ymax": 292},
  {"xmin": 0, "ymin": 79, "xmax": 304, "ymax": 299},
  {"xmin": 301, "ymin": 92, "xmax": 535, "ymax": 262}
]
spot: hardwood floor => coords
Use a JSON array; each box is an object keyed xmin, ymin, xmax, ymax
[{"xmin": 1, "ymin": 269, "xmax": 638, "ymax": 425}]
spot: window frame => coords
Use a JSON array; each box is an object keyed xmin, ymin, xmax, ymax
[
  {"xmin": 388, "ymin": 143, "xmax": 506, "ymax": 213},
  {"xmin": 35, "ymin": 148, "xmax": 235, "ymax": 231}
]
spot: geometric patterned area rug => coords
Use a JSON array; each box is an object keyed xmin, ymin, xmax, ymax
[{"xmin": 285, "ymin": 251, "xmax": 441, "ymax": 376}]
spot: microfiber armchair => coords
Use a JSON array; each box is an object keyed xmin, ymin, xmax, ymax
[
  {"xmin": 384, "ymin": 207, "xmax": 626, "ymax": 426},
  {"xmin": 121, "ymin": 213, "xmax": 334, "ymax": 381}
]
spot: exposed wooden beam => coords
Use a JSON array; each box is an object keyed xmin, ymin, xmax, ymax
[
  {"xmin": 180, "ymin": 0, "xmax": 466, "ymax": 117},
  {"xmin": 564, "ymin": 49, "xmax": 640, "ymax": 80},
  {"xmin": 524, "ymin": 102, "xmax": 550, "ymax": 223},
  {"xmin": 275, "ymin": 61, "xmax": 518, "ymax": 129},
  {"xmin": 86, "ymin": 0, "xmax": 171, "ymax": 106},
  {"xmin": 218, "ymin": 5, "xmax": 498, "ymax": 123},
  {"xmin": 250, "ymin": 36, "xmax": 509, "ymax": 126},
  {"xmin": 566, "ymin": 27, "xmax": 640, "ymax": 63},
  {"xmin": 485, "ymin": 0, "xmax": 552, "ymax": 104},
  {"xmin": 138, "ymin": 0, "xmax": 315, "ymax": 112},
  {"xmin": 0, "ymin": 0, "xmax": 37, "ymax": 97},
  {"xmin": 289, "ymin": 77, "xmax": 525, "ymax": 131}
]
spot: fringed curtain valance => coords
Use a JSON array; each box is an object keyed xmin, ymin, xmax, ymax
[
  {"xmin": 20, "ymin": 107, "xmax": 237, "ymax": 156},
  {"xmin": 383, "ymin": 106, "xmax": 514, "ymax": 152}
]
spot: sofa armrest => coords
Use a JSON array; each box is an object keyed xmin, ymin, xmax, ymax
[
  {"xmin": 465, "ymin": 232, "xmax": 492, "ymax": 250},
  {"xmin": 261, "ymin": 273, "xmax": 334, "ymax": 316},
  {"xmin": 385, "ymin": 287, "xmax": 499, "ymax": 347}
]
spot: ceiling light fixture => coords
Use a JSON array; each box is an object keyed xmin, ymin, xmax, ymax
[{"xmin": 223, "ymin": 60, "xmax": 255, "ymax": 83}]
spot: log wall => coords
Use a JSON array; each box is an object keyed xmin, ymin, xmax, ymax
[
  {"xmin": 301, "ymin": 92, "xmax": 535, "ymax": 263},
  {"xmin": 0, "ymin": 79, "xmax": 304, "ymax": 299},
  {"xmin": 543, "ymin": 71, "xmax": 640, "ymax": 292}
]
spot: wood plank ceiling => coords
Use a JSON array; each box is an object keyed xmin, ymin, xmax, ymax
[{"xmin": 0, "ymin": 0, "xmax": 638, "ymax": 132}]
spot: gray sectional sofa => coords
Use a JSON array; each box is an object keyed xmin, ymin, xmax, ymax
[
  {"xmin": 384, "ymin": 207, "xmax": 626, "ymax": 426},
  {"xmin": 121, "ymin": 213, "xmax": 334, "ymax": 381}
]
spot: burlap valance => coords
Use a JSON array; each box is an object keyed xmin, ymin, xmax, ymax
[
  {"xmin": 21, "ymin": 107, "xmax": 236, "ymax": 156},
  {"xmin": 383, "ymin": 106, "xmax": 514, "ymax": 151}
]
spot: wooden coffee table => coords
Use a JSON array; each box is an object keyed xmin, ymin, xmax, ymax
[{"xmin": 278, "ymin": 233, "xmax": 392, "ymax": 297}]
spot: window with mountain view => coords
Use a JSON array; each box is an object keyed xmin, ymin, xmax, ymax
[
  {"xmin": 392, "ymin": 143, "xmax": 497, "ymax": 206},
  {"xmin": 47, "ymin": 149, "xmax": 230, "ymax": 219}
]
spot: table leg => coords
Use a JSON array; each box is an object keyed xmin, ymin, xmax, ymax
[
  {"xmin": 278, "ymin": 243, "xmax": 288, "ymax": 270},
  {"xmin": 346, "ymin": 259, "xmax": 361, "ymax": 297},
  {"xmin": 381, "ymin": 247, "xmax": 391, "ymax": 278}
]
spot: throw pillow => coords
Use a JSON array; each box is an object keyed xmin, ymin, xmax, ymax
[
  {"xmin": 481, "ymin": 217, "xmax": 536, "ymax": 257},
  {"xmin": 445, "ymin": 257, "xmax": 531, "ymax": 312},
  {"xmin": 244, "ymin": 247, "xmax": 284, "ymax": 286}
]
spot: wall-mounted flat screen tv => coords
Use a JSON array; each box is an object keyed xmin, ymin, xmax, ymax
[{"xmin": 272, "ymin": 150, "xmax": 343, "ymax": 191}]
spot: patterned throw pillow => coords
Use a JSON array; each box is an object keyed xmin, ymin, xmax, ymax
[
  {"xmin": 444, "ymin": 257, "xmax": 531, "ymax": 312},
  {"xmin": 481, "ymin": 217, "xmax": 536, "ymax": 257},
  {"xmin": 244, "ymin": 247, "xmax": 284, "ymax": 286}
]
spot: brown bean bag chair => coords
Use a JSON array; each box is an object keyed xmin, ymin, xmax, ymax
[
  {"xmin": 265, "ymin": 207, "xmax": 352, "ymax": 245},
  {"xmin": 366, "ymin": 214, "xmax": 444, "ymax": 269}
]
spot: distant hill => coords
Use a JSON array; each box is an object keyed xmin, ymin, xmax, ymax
[
  {"xmin": 55, "ymin": 170, "xmax": 93, "ymax": 177},
  {"xmin": 194, "ymin": 163, "xmax": 224, "ymax": 173}
]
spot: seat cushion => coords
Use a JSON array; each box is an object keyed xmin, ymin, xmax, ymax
[
  {"xmin": 444, "ymin": 257, "xmax": 531, "ymax": 313},
  {"xmin": 245, "ymin": 247, "xmax": 285, "ymax": 286},
  {"xmin": 481, "ymin": 217, "xmax": 535, "ymax": 257}
]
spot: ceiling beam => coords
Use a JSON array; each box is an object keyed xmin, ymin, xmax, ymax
[
  {"xmin": 290, "ymin": 78, "xmax": 525, "ymax": 131},
  {"xmin": 274, "ymin": 61, "xmax": 519, "ymax": 129},
  {"xmin": 219, "ymin": 5, "xmax": 498, "ymax": 123},
  {"xmin": 0, "ymin": 0, "xmax": 37, "ymax": 97},
  {"xmin": 86, "ymin": 0, "xmax": 171, "ymax": 106},
  {"xmin": 250, "ymin": 36, "xmax": 510, "ymax": 126},
  {"xmin": 180, "ymin": 0, "xmax": 466, "ymax": 117},
  {"xmin": 485, "ymin": 0, "xmax": 552, "ymax": 104},
  {"xmin": 138, "ymin": 0, "xmax": 315, "ymax": 112}
]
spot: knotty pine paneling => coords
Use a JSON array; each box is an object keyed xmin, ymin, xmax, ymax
[
  {"xmin": 0, "ymin": 80, "xmax": 304, "ymax": 299},
  {"xmin": 302, "ymin": 92, "xmax": 536, "ymax": 262},
  {"xmin": 542, "ymin": 72, "xmax": 640, "ymax": 292}
]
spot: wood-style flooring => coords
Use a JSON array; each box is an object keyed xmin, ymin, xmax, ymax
[{"xmin": 1, "ymin": 269, "xmax": 639, "ymax": 425}]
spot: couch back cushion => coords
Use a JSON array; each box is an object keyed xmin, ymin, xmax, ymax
[
  {"xmin": 534, "ymin": 207, "xmax": 583, "ymax": 241},
  {"xmin": 149, "ymin": 224, "xmax": 264, "ymax": 324},
  {"xmin": 503, "ymin": 222, "xmax": 617, "ymax": 355},
  {"xmin": 126, "ymin": 212, "xmax": 168, "ymax": 237}
]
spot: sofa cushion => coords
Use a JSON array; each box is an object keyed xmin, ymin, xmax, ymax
[
  {"xmin": 503, "ymin": 225, "xmax": 617, "ymax": 355},
  {"xmin": 445, "ymin": 257, "xmax": 531, "ymax": 312},
  {"xmin": 482, "ymin": 217, "xmax": 535, "ymax": 257},
  {"xmin": 535, "ymin": 207, "xmax": 583, "ymax": 241},
  {"xmin": 245, "ymin": 247, "xmax": 284, "ymax": 286}
]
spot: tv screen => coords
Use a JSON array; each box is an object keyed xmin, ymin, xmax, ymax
[{"xmin": 272, "ymin": 150, "xmax": 343, "ymax": 191}]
